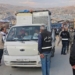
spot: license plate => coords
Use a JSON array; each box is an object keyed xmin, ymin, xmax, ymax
[{"xmin": 16, "ymin": 59, "xmax": 29, "ymax": 61}]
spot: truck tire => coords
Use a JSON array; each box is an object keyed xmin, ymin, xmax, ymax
[{"xmin": 11, "ymin": 66, "xmax": 18, "ymax": 68}]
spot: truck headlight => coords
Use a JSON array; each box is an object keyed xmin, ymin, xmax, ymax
[
  {"xmin": 38, "ymin": 61, "xmax": 41, "ymax": 64},
  {"xmin": 4, "ymin": 47, "xmax": 9, "ymax": 55}
]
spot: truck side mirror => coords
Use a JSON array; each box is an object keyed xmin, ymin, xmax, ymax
[{"xmin": 52, "ymin": 29, "xmax": 55, "ymax": 42}]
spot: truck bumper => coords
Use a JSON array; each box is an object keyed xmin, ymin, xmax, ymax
[{"xmin": 4, "ymin": 55, "xmax": 41, "ymax": 67}]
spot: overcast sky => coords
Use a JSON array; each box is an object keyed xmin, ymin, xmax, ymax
[{"xmin": 0, "ymin": 0, "xmax": 75, "ymax": 8}]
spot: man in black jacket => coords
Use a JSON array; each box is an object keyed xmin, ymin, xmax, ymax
[
  {"xmin": 70, "ymin": 36, "xmax": 75, "ymax": 75},
  {"xmin": 38, "ymin": 25, "xmax": 52, "ymax": 75},
  {"xmin": 60, "ymin": 27, "xmax": 70, "ymax": 55}
]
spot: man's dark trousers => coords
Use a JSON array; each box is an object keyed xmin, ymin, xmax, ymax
[
  {"xmin": 0, "ymin": 49, "xmax": 3, "ymax": 62},
  {"xmin": 73, "ymin": 69, "xmax": 75, "ymax": 75},
  {"xmin": 61, "ymin": 41, "xmax": 68, "ymax": 54}
]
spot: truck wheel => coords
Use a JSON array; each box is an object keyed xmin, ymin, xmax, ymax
[{"xmin": 11, "ymin": 66, "xmax": 18, "ymax": 68}]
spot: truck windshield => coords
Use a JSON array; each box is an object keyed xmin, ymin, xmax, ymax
[{"xmin": 6, "ymin": 26, "xmax": 40, "ymax": 41}]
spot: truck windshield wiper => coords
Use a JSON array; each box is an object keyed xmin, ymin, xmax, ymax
[
  {"xmin": 6, "ymin": 39, "xmax": 18, "ymax": 41},
  {"xmin": 19, "ymin": 39, "xmax": 31, "ymax": 41}
]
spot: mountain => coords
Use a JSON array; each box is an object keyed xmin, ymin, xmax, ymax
[
  {"xmin": 0, "ymin": 4, "xmax": 33, "ymax": 14},
  {"xmin": 0, "ymin": 4, "xmax": 75, "ymax": 21}
]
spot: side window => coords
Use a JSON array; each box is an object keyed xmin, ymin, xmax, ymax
[
  {"xmin": 7, "ymin": 28, "xmax": 16, "ymax": 40},
  {"xmin": 32, "ymin": 27, "xmax": 40, "ymax": 39}
]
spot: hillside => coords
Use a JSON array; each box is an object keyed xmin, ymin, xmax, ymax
[
  {"xmin": 0, "ymin": 4, "xmax": 75, "ymax": 20},
  {"xmin": 0, "ymin": 4, "xmax": 33, "ymax": 14}
]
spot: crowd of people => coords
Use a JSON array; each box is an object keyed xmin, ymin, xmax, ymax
[
  {"xmin": 0, "ymin": 26, "xmax": 75, "ymax": 75},
  {"xmin": 57, "ymin": 26, "xmax": 75, "ymax": 75},
  {"xmin": 38, "ymin": 25, "xmax": 75, "ymax": 75}
]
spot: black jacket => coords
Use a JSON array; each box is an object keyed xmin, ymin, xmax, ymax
[
  {"xmin": 60, "ymin": 31, "xmax": 70, "ymax": 41},
  {"xmin": 70, "ymin": 37, "xmax": 75, "ymax": 66},
  {"xmin": 38, "ymin": 30, "xmax": 52, "ymax": 53}
]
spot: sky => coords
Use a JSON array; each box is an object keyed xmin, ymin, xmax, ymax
[{"xmin": 0, "ymin": 0, "xmax": 75, "ymax": 8}]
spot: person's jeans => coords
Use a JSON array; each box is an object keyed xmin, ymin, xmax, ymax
[
  {"xmin": 61, "ymin": 41, "xmax": 69, "ymax": 54},
  {"xmin": 41, "ymin": 53, "xmax": 51, "ymax": 75}
]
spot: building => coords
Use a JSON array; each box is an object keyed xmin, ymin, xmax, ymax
[{"xmin": 3, "ymin": 16, "xmax": 16, "ymax": 26}]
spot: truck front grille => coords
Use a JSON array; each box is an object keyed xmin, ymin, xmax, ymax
[{"xmin": 10, "ymin": 61, "xmax": 36, "ymax": 65}]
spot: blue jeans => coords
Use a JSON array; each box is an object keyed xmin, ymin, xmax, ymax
[
  {"xmin": 61, "ymin": 41, "xmax": 69, "ymax": 54},
  {"xmin": 41, "ymin": 53, "xmax": 51, "ymax": 75}
]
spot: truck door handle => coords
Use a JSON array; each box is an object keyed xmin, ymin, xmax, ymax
[{"xmin": 20, "ymin": 49, "xmax": 25, "ymax": 51}]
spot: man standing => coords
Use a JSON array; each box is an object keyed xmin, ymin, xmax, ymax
[
  {"xmin": 0, "ymin": 27, "xmax": 7, "ymax": 65},
  {"xmin": 38, "ymin": 25, "xmax": 52, "ymax": 75},
  {"xmin": 60, "ymin": 27, "xmax": 70, "ymax": 55}
]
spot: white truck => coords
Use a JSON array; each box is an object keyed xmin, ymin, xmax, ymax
[{"xmin": 4, "ymin": 10, "xmax": 55, "ymax": 67}]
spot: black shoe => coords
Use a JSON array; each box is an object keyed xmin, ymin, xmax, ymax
[
  {"xmin": 61, "ymin": 53, "xmax": 63, "ymax": 55},
  {"xmin": 64, "ymin": 53, "xmax": 66, "ymax": 55}
]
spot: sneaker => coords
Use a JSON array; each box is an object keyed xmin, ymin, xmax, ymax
[
  {"xmin": 61, "ymin": 53, "xmax": 63, "ymax": 55},
  {"xmin": 64, "ymin": 53, "xmax": 67, "ymax": 55}
]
